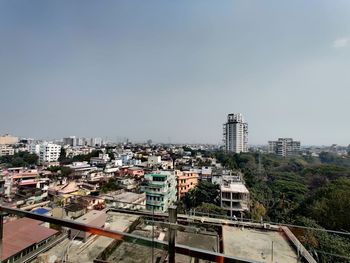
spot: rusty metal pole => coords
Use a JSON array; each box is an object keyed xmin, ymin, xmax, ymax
[{"xmin": 168, "ymin": 206, "xmax": 177, "ymax": 263}]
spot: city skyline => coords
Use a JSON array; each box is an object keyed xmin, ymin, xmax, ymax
[
  {"xmin": 1, "ymin": 1, "xmax": 350, "ymax": 145},
  {"xmin": 1, "ymin": 2, "xmax": 349, "ymax": 263}
]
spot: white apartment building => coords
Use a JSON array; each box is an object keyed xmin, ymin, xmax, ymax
[
  {"xmin": 39, "ymin": 143, "xmax": 61, "ymax": 163},
  {"xmin": 0, "ymin": 145, "xmax": 15, "ymax": 156},
  {"xmin": 268, "ymin": 138, "xmax": 301, "ymax": 157},
  {"xmin": 63, "ymin": 136, "xmax": 76, "ymax": 146},
  {"xmin": 114, "ymin": 158, "xmax": 123, "ymax": 167},
  {"xmin": 90, "ymin": 153, "xmax": 110, "ymax": 166},
  {"xmin": 63, "ymin": 136, "xmax": 88, "ymax": 147},
  {"xmin": 223, "ymin": 113, "xmax": 248, "ymax": 153},
  {"xmin": 200, "ymin": 166, "xmax": 212, "ymax": 181},
  {"xmin": 148, "ymin": 156, "xmax": 162, "ymax": 167},
  {"xmin": 120, "ymin": 154, "xmax": 131, "ymax": 165},
  {"xmin": 27, "ymin": 144, "xmax": 40, "ymax": 155},
  {"xmin": 219, "ymin": 174, "xmax": 250, "ymax": 217},
  {"xmin": 89, "ymin": 137, "xmax": 103, "ymax": 147}
]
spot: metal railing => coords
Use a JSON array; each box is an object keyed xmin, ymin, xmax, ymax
[
  {"xmin": 0, "ymin": 206, "xmax": 261, "ymax": 263},
  {"xmin": 281, "ymin": 226, "xmax": 317, "ymax": 263}
]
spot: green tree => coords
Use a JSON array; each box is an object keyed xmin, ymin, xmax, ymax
[
  {"xmin": 60, "ymin": 150, "xmax": 103, "ymax": 164},
  {"xmin": 60, "ymin": 166, "xmax": 73, "ymax": 177},
  {"xmin": 250, "ymin": 201, "xmax": 267, "ymax": 221},
  {"xmin": 319, "ymin": 152, "xmax": 350, "ymax": 167},
  {"xmin": 304, "ymin": 178, "xmax": 350, "ymax": 231},
  {"xmin": 47, "ymin": 166, "xmax": 61, "ymax": 173},
  {"xmin": 108, "ymin": 152, "xmax": 115, "ymax": 160},
  {"xmin": 11, "ymin": 157, "xmax": 26, "ymax": 167},
  {"xmin": 58, "ymin": 148, "xmax": 67, "ymax": 162},
  {"xmin": 100, "ymin": 179, "xmax": 122, "ymax": 193},
  {"xmin": 294, "ymin": 217, "xmax": 350, "ymax": 263},
  {"xmin": 183, "ymin": 181, "xmax": 220, "ymax": 208},
  {"xmin": 0, "ymin": 151, "xmax": 38, "ymax": 167},
  {"xmin": 195, "ymin": 203, "xmax": 226, "ymax": 216}
]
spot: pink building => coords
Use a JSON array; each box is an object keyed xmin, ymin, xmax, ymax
[{"xmin": 118, "ymin": 167, "xmax": 144, "ymax": 177}]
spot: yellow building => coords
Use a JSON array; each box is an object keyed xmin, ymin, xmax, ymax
[{"xmin": 0, "ymin": 134, "xmax": 18, "ymax": 145}]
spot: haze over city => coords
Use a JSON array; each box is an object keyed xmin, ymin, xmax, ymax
[
  {"xmin": 1, "ymin": 0, "xmax": 350, "ymax": 145},
  {"xmin": 2, "ymin": 2, "xmax": 350, "ymax": 263}
]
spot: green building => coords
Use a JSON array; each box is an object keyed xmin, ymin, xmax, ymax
[{"xmin": 141, "ymin": 171, "xmax": 177, "ymax": 212}]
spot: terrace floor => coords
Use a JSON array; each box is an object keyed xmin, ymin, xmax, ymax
[{"xmin": 222, "ymin": 226, "xmax": 298, "ymax": 263}]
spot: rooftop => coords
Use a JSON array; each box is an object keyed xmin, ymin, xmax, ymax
[
  {"xmin": 65, "ymin": 203, "xmax": 85, "ymax": 212},
  {"xmin": 2, "ymin": 218, "xmax": 58, "ymax": 261},
  {"xmin": 112, "ymin": 191, "xmax": 145, "ymax": 203},
  {"xmin": 74, "ymin": 209, "xmax": 106, "ymax": 224},
  {"xmin": 42, "ymin": 211, "xmax": 140, "ymax": 263},
  {"xmin": 223, "ymin": 226, "xmax": 298, "ymax": 263},
  {"xmin": 221, "ymin": 182, "xmax": 249, "ymax": 193}
]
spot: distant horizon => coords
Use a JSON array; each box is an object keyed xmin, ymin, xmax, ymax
[
  {"xmin": 1, "ymin": 1, "xmax": 350, "ymax": 146},
  {"xmin": 2, "ymin": 132, "xmax": 349, "ymax": 147}
]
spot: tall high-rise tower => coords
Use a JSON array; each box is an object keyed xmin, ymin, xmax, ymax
[{"xmin": 223, "ymin": 113, "xmax": 248, "ymax": 153}]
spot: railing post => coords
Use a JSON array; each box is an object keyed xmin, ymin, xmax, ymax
[
  {"xmin": 0, "ymin": 211, "xmax": 4, "ymax": 261},
  {"xmin": 168, "ymin": 206, "xmax": 177, "ymax": 263},
  {"xmin": 271, "ymin": 241, "xmax": 274, "ymax": 263}
]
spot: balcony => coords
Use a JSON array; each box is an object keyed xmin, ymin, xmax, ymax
[
  {"xmin": 0, "ymin": 205, "xmax": 316, "ymax": 263},
  {"xmin": 146, "ymin": 200, "xmax": 164, "ymax": 206},
  {"xmin": 221, "ymin": 197, "xmax": 245, "ymax": 202},
  {"xmin": 146, "ymin": 189, "xmax": 168, "ymax": 195}
]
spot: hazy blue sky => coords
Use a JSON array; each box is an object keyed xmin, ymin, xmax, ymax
[{"xmin": 1, "ymin": 0, "xmax": 350, "ymax": 145}]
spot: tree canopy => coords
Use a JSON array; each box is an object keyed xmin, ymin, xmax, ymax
[
  {"xmin": 59, "ymin": 150, "xmax": 102, "ymax": 164},
  {"xmin": 0, "ymin": 151, "xmax": 38, "ymax": 167},
  {"xmin": 183, "ymin": 181, "xmax": 220, "ymax": 208}
]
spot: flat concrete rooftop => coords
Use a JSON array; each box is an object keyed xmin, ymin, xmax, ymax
[
  {"xmin": 223, "ymin": 226, "xmax": 298, "ymax": 263},
  {"xmin": 107, "ymin": 223, "xmax": 219, "ymax": 263},
  {"xmin": 175, "ymin": 230, "xmax": 219, "ymax": 263},
  {"xmin": 112, "ymin": 191, "xmax": 145, "ymax": 203},
  {"xmin": 41, "ymin": 211, "xmax": 140, "ymax": 263},
  {"xmin": 107, "ymin": 229, "xmax": 165, "ymax": 263}
]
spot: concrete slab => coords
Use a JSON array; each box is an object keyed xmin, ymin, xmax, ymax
[
  {"xmin": 40, "ymin": 211, "xmax": 140, "ymax": 263},
  {"xmin": 107, "ymin": 229, "xmax": 165, "ymax": 263},
  {"xmin": 175, "ymin": 230, "xmax": 219, "ymax": 263},
  {"xmin": 222, "ymin": 226, "xmax": 298, "ymax": 263}
]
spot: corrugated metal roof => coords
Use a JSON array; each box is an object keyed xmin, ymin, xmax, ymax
[{"xmin": 1, "ymin": 218, "xmax": 58, "ymax": 261}]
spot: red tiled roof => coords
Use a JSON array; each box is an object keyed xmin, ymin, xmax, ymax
[{"xmin": 1, "ymin": 218, "xmax": 58, "ymax": 261}]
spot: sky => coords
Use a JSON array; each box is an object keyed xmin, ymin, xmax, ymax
[{"xmin": 1, "ymin": 0, "xmax": 350, "ymax": 145}]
